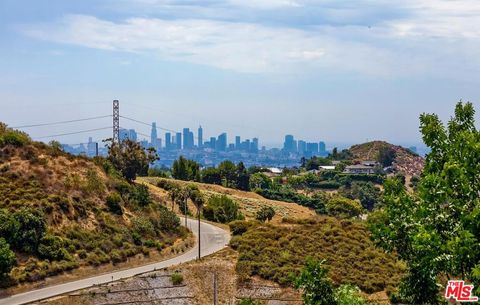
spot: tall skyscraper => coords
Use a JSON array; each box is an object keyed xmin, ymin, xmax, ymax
[
  {"xmin": 307, "ymin": 142, "xmax": 319, "ymax": 155},
  {"xmin": 216, "ymin": 133, "xmax": 227, "ymax": 151},
  {"xmin": 182, "ymin": 128, "xmax": 194, "ymax": 149},
  {"xmin": 165, "ymin": 132, "xmax": 171, "ymax": 150},
  {"xmin": 252, "ymin": 138, "xmax": 259, "ymax": 152},
  {"xmin": 298, "ymin": 140, "xmax": 306, "ymax": 154},
  {"xmin": 209, "ymin": 137, "xmax": 216, "ymax": 149},
  {"xmin": 319, "ymin": 141, "xmax": 326, "ymax": 154},
  {"xmin": 235, "ymin": 136, "xmax": 241, "ymax": 150},
  {"xmin": 176, "ymin": 132, "xmax": 182, "ymax": 150},
  {"xmin": 151, "ymin": 122, "xmax": 157, "ymax": 147},
  {"xmin": 198, "ymin": 126, "xmax": 203, "ymax": 148},
  {"xmin": 283, "ymin": 135, "xmax": 297, "ymax": 152}
]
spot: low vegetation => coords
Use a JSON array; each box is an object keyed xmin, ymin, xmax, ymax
[{"xmin": 229, "ymin": 217, "xmax": 404, "ymax": 293}]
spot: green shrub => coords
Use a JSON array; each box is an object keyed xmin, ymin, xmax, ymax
[
  {"xmin": 132, "ymin": 217, "xmax": 155, "ymax": 237},
  {"xmin": 106, "ymin": 193, "xmax": 123, "ymax": 215},
  {"xmin": 326, "ymin": 196, "xmax": 363, "ymax": 218},
  {"xmin": 255, "ymin": 206, "xmax": 275, "ymax": 222},
  {"xmin": 203, "ymin": 195, "xmax": 243, "ymax": 223},
  {"xmin": 229, "ymin": 220, "xmax": 253, "ymax": 236},
  {"xmin": 12, "ymin": 208, "xmax": 47, "ymax": 253},
  {"xmin": 134, "ymin": 184, "xmax": 151, "ymax": 206},
  {"xmin": 335, "ymin": 284, "xmax": 365, "ymax": 305},
  {"xmin": 154, "ymin": 206, "xmax": 180, "ymax": 232},
  {"xmin": 38, "ymin": 235, "xmax": 69, "ymax": 261},
  {"xmin": 0, "ymin": 130, "xmax": 30, "ymax": 147},
  {"xmin": 0, "ymin": 238, "xmax": 16, "ymax": 276},
  {"xmin": 171, "ymin": 272, "xmax": 183, "ymax": 285}
]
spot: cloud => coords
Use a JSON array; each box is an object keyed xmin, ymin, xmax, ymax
[
  {"xmin": 22, "ymin": 15, "xmax": 345, "ymax": 73},
  {"xmin": 20, "ymin": 0, "xmax": 480, "ymax": 78}
]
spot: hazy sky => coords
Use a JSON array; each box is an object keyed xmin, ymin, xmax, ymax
[{"xmin": 1, "ymin": 0, "xmax": 479, "ymax": 147}]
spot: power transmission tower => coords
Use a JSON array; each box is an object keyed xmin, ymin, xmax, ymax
[{"xmin": 113, "ymin": 100, "xmax": 120, "ymax": 143}]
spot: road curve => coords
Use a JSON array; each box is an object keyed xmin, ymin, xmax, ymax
[{"xmin": 0, "ymin": 218, "xmax": 230, "ymax": 305}]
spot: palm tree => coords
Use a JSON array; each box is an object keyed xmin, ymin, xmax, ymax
[
  {"xmin": 189, "ymin": 188, "xmax": 204, "ymax": 260},
  {"xmin": 168, "ymin": 186, "xmax": 179, "ymax": 211}
]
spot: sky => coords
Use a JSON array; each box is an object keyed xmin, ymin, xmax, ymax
[{"xmin": 0, "ymin": 0, "xmax": 479, "ymax": 148}]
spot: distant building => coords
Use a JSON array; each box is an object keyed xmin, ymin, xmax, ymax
[
  {"xmin": 216, "ymin": 133, "xmax": 227, "ymax": 151},
  {"xmin": 344, "ymin": 165, "xmax": 375, "ymax": 174},
  {"xmin": 119, "ymin": 128, "xmax": 137, "ymax": 142},
  {"xmin": 298, "ymin": 140, "xmax": 306, "ymax": 154},
  {"xmin": 319, "ymin": 141, "xmax": 326, "ymax": 154},
  {"xmin": 183, "ymin": 128, "xmax": 194, "ymax": 149},
  {"xmin": 252, "ymin": 138, "xmax": 259, "ymax": 152},
  {"xmin": 306, "ymin": 142, "xmax": 319, "ymax": 155},
  {"xmin": 175, "ymin": 132, "xmax": 182, "ymax": 150},
  {"xmin": 235, "ymin": 136, "xmax": 241, "ymax": 150},
  {"xmin": 283, "ymin": 135, "xmax": 297, "ymax": 153},
  {"xmin": 165, "ymin": 132, "xmax": 171, "ymax": 150},
  {"xmin": 209, "ymin": 137, "xmax": 216, "ymax": 150},
  {"xmin": 151, "ymin": 123, "xmax": 157, "ymax": 147},
  {"xmin": 87, "ymin": 137, "xmax": 98, "ymax": 157},
  {"xmin": 198, "ymin": 126, "xmax": 203, "ymax": 148}
]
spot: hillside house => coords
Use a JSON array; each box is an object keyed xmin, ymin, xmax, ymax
[{"xmin": 343, "ymin": 164, "xmax": 376, "ymax": 174}]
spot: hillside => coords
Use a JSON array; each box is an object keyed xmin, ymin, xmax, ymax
[
  {"xmin": 349, "ymin": 141, "xmax": 424, "ymax": 177},
  {"xmin": 139, "ymin": 177, "xmax": 316, "ymax": 223},
  {"xmin": 0, "ymin": 125, "xmax": 191, "ymax": 289}
]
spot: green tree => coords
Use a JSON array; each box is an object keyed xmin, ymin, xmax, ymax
[
  {"xmin": 236, "ymin": 162, "xmax": 250, "ymax": 191},
  {"xmin": 218, "ymin": 160, "xmax": 237, "ymax": 188},
  {"xmin": 189, "ymin": 189, "xmax": 205, "ymax": 260},
  {"xmin": 326, "ymin": 196, "xmax": 363, "ymax": 218},
  {"xmin": 172, "ymin": 156, "xmax": 200, "ymax": 181},
  {"xmin": 338, "ymin": 182, "xmax": 381, "ymax": 211},
  {"xmin": 255, "ymin": 206, "xmax": 275, "ymax": 222},
  {"xmin": 106, "ymin": 139, "xmax": 158, "ymax": 182},
  {"xmin": 0, "ymin": 238, "xmax": 15, "ymax": 277},
  {"xmin": 249, "ymin": 172, "xmax": 272, "ymax": 190},
  {"xmin": 203, "ymin": 195, "xmax": 243, "ymax": 223},
  {"xmin": 305, "ymin": 156, "xmax": 332, "ymax": 170},
  {"xmin": 12, "ymin": 208, "xmax": 47, "ymax": 253},
  {"xmin": 201, "ymin": 167, "xmax": 222, "ymax": 185},
  {"xmin": 369, "ymin": 102, "xmax": 480, "ymax": 304},
  {"xmin": 295, "ymin": 258, "xmax": 338, "ymax": 305}
]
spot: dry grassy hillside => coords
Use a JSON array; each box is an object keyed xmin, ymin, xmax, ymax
[
  {"xmin": 138, "ymin": 177, "xmax": 316, "ymax": 223},
  {"xmin": 349, "ymin": 141, "xmax": 424, "ymax": 177},
  {"xmin": 0, "ymin": 129, "xmax": 190, "ymax": 289}
]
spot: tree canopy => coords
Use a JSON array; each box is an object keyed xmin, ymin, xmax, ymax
[{"xmin": 369, "ymin": 102, "xmax": 480, "ymax": 304}]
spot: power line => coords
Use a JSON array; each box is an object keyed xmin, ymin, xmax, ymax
[
  {"xmin": 119, "ymin": 115, "xmax": 178, "ymax": 133},
  {"xmin": 33, "ymin": 127, "xmax": 112, "ymax": 139},
  {"xmin": 12, "ymin": 115, "xmax": 112, "ymax": 129}
]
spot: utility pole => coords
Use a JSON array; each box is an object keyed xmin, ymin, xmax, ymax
[
  {"xmin": 198, "ymin": 208, "xmax": 201, "ymax": 260},
  {"xmin": 213, "ymin": 271, "xmax": 218, "ymax": 305},
  {"xmin": 113, "ymin": 100, "xmax": 120, "ymax": 143},
  {"xmin": 184, "ymin": 199, "xmax": 188, "ymax": 227}
]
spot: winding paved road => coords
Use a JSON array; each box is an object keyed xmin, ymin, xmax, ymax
[{"xmin": 0, "ymin": 218, "xmax": 230, "ymax": 305}]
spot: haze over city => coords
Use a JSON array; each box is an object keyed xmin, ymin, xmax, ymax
[{"xmin": 1, "ymin": 0, "xmax": 479, "ymax": 147}]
